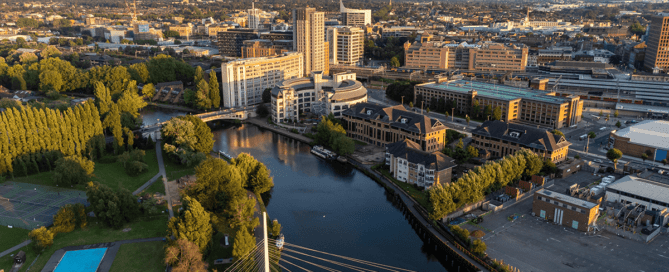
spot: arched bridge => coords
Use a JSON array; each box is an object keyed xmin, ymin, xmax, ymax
[{"xmin": 135, "ymin": 106, "xmax": 258, "ymax": 139}]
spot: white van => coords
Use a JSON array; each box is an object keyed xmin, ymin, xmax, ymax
[
  {"xmin": 579, "ymin": 134, "xmax": 588, "ymax": 140},
  {"xmin": 599, "ymin": 127, "xmax": 607, "ymax": 131}
]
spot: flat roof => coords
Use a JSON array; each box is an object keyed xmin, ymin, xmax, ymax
[
  {"xmin": 615, "ymin": 103, "xmax": 669, "ymax": 114},
  {"xmin": 420, "ymin": 80, "xmax": 571, "ymax": 104},
  {"xmin": 613, "ymin": 120, "xmax": 669, "ymax": 150},
  {"xmin": 536, "ymin": 189, "xmax": 598, "ymax": 209},
  {"xmin": 607, "ymin": 175, "xmax": 669, "ymax": 204}
]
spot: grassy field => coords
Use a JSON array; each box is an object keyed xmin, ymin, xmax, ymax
[
  {"xmin": 207, "ymin": 232, "xmax": 235, "ymax": 271},
  {"xmin": 0, "ymin": 215, "xmax": 169, "ymax": 272},
  {"xmin": 140, "ymin": 178, "xmax": 165, "ymax": 196},
  {"xmin": 0, "ymin": 226, "xmax": 30, "ymax": 253},
  {"xmin": 109, "ymin": 241, "xmax": 166, "ymax": 272},
  {"xmin": 5, "ymin": 149, "xmax": 159, "ymax": 192},
  {"xmin": 163, "ymin": 155, "xmax": 196, "ymax": 181},
  {"xmin": 377, "ymin": 168, "xmax": 431, "ymax": 210}
]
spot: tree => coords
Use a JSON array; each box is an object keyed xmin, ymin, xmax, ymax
[
  {"xmin": 164, "ymin": 239, "xmax": 209, "ymax": 272},
  {"xmin": 271, "ymin": 219, "xmax": 282, "ymax": 237},
  {"xmin": 52, "ymin": 156, "xmax": 95, "ymax": 186},
  {"xmin": 256, "ymin": 104, "xmax": 269, "ymax": 117},
  {"xmin": 52, "ymin": 205, "xmax": 76, "ymax": 234},
  {"xmin": 575, "ymin": 155, "xmax": 581, "ymax": 159},
  {"xmin": 86, "ymin": 181, "xmax": 140, "ymax": 228},
  {"xmin": 465, "ymin": 116, "xmax": 470, "ymax": 127},
  {"xmin": 607, "ymin": 148, "xmax": 623, "ymax": 170},
  {"xmin": 551, "ymin": 130, "xmax": 564, "ymax": 137},
  {"xmin": 226, "ymin": 195, "xmax": 258, "ymax": 230},
  {"xmin": 641, "ymin": 153, "xmax": 648, "ymax": 162},
  {"xmin": 117, "ymin": 81, "xmax": 148, "ymax": 118},
  {"xmin": 390, "ymin": 56, "xmax": 400, "ymax": 67},
  {"xmin": 29, "ymin": 227, "xmax": 54, "ymax": 251},
  {"xmin": 471, "ymin": 239, "xmax": 487, "ymax": 257},
  {"xmin": 142, "ymin": 83, "xmax": 155, "ymax": 99},
  {"xmin": 456, "ymin": 139, "xmax": 464, "ymax": 150},
  {"xmin": 483, "ymin": 105, "xmax": 492, "ymax": 119},
  {"xmin": 588, "ymin": 131, "xmax": 596, "ymax": 139},
  {"xmin": 428, "ymin": 184, "xmax": 455, "ymax": 220},
  {"xmin": 615, "ymin": 121, "xmax": 622, "ymax": 128},
  {"xmin": 409, "ymin": 101, "xmax": 413, "ymax": 108},
  {"xmin": 471, "ymin": 100, "xmax": 480, "ymax": 117},
  {"xmin": 39, "ymin": 69, "xmax": 64, "ymax": 93},
  {"xmin": 94, "ymin": 81, "xmax": 113, "ymax": 114},
  {"xmin": 194, "ymin": 80, "xmax": 211, "ymax": 110},
  {"xmin": 167, "ymin": 196, "xmax": 213, "ymax": 252},
  {"xmin": 208, "ymin": 70, "xmax": 220, "ymax": 108},
  {"xmin": 426, "ymin": 107, "xmax": 430, "ymax": 113},
  {"xmin": 467, "ymin": 145, "xmax": 479, "ymax": 158},
  {"xmin": 194, "ymin": 66, "xmax": 204, "ymax": 85},
  {"xmin": 614, "ymin": 110, "xmax": 619, "ymax": 118},
  {"xmin": 492, "ymin": 106, "xmax": 502, "ymax": 121},
  {"xmin": 41, "ymin": 46, "xmax": 61, "ymax": 58},
  {"xmin": 262, "ymin": 88, "xmax": 272, "ymax": 103},
  {"xmin": 599, "ymin": 110, "xmax": 603, "ymax": 116},
  {"xmin": 19, "ymin": 52, "xmax": 38, "ymax": 64},
  {"xmin": 232, "ymin": 227, "xmax": 256, "ymax": 261},
  {"xmin": 662, "ymin": 159, "xmax": 668, "ymax": 165},
  {"xmin": 128, "ymin": 63, "xmax": 150, "ymax": 83}
]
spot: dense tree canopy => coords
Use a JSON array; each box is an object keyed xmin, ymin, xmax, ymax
[
  {"xmin": 167, "ymin": 196, "xmax": 213, "ymax": 252},
  {"xmin": 86, "ymin": 181, "xmax": 141, "ymax": 229}
]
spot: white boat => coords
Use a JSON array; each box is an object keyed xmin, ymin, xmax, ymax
[
  {"xmin": 311, "ymin": 145, "xmax": 336, "ymax": 160},
  {"xmin": 218, "ymin": 150, "xmax": 233, "ymax": 160},
  {"xmin": 275, "ymin": 234, "xmax": 285, "ymax": 250}
]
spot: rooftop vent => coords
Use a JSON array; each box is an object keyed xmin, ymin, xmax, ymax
[
  {"xmin": 400, "ymin": 118, "xmax": 407, "ymax": 124},
  {"xmin": 366, "ymin": 109, "xmax": 372, "ymax": 115},
  {"xmin": 509, "ymin": 132, "xmax": 520, "ymax": 138}
]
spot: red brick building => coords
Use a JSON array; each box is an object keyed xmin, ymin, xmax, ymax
[{"xmin": 532, "ymin": 189, "xmax": 599, "ymax": 232}]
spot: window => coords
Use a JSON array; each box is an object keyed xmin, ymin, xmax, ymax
[
  {"xmin": 540, "ymin": 210, "xmax": 546, "ymax": 218},
  {"xmin": 571, "ymin": 220, "xmax": 578, "ymax": 229}
]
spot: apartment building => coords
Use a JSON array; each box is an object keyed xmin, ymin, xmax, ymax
[
  {"xmin": 326, "ymin": 26, "xmax": 364, "ymax": 65},
  {"xmin": 644, "ymin": 15, "xmax": 669, "ymax": 71},
  {"xmin": 221, "ymin": 52, "xmax": 303, "ymax": 108},
  {"xmin": 217, "ymin": 29, "xmax": 261, "ymax": 57},
  {"xmin": 340, "ymin": 0, "xmax": 371, "ymax": 27},
  {"xmin": 415, "ymin": 80, "xmax": 583, "ymax": 129},
  {"xmin": 248, "ymin": 5, "xmax": 261, "ymax": 29},
  {"xmin": 341, "ymin": 103, "xmax": 448, "ymax": 152},
  {"xmin": 270, "ymin": 72, "xmax": 367, "ymax": 122},
  {"xmin": 207, "ymin": 24, "xmax": 232, "ymax": 37},
  {"xmin": 404, "ymin": 41, "xmax": 449, "ymax": 69},
  {"xmin": 294, "ymin": 8, "xmax": 327, "ymax": 76},
  {"xmin": 469, "ymin": 43, "xmax": 528, "ymax": 72},
  {"xmin": 470, "ymin": 120, "xmax": 571, "ymax": 163},
  {"xmin": 169, "ymin": 25, "xmax": 193, "ymax": 38},
  {"xmin": 533, "ymin": 189, "xmax": 599, "ymax": 232},
  {"xmin": 241, "ymin": 39, "xmax": 291, "ymax": 58},
  {"xmin": 385, "ymin": 139, "xmax": 456, "ymax": 188}
]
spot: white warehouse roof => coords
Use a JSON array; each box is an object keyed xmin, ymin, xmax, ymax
[{"xmin": 613, "ymin": 120, "xmax": 669, "ymax": 150}]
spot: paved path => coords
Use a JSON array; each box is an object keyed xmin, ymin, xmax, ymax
[
  {"xmin": 362, "ymin": 164, "xmax": 489, "ymax": 272},
  {"xmin": 40, "ymin": 237, "xmax": 164, "ymax": 272},
  {"xmin": 132, "ymin": 172, "xmax": 161, "ymax": 195},
  {"xmin": 155, "ymin": 140, "xmax": 174, "ymax": 218},
  {"xmin": 0, "ymin": 240, "xmax": 31, "ymax": 258}
]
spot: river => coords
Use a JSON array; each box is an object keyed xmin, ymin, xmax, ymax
[{"xmin": 142, "ymin": 107, "xmax": 448, "ymax": 271}]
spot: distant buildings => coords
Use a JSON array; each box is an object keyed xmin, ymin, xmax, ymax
[
  {"xmin": 385, "ymin": 139, "xmax": 456, "ymax": 188},
  {"xmin": 470, "ymin": 120, "xmax": 571, "ymax": 163},
  {"xmin": 241, "ymin": 39, "xmax": 291, "ymax": 58},
  {"xmin": 293, "ymin": 7, "xmax": 328, "ymax": 76},
  {"xmin": 221, "ymin": 52, "xmax": 303, "ymax": 108},
  {"xmin": 270, "ymin": 72, "xmax": 367, "ymax": 122},
  {"xmin": 248, "ymin": 3, "xmax": 261, "ymax": 29},
  {"xmin": 644, "ymin": 14, "xmax": 669, "ymax": 72},
  {"xmin": 340, "ymin": 0, "xmax": 371, "ymax": 27},
  {"xmin": 217, "ymin": 29, "xmax": 293, "ymax": 57},
  {"xmin": 415, "ymin": 80, "xmax": 583, "ymax": 129},
  {"xmin": 403, "ymin": 40, "xmax": 527, "ymax": 72},
  {"xmin": 341, "ymin": 103, "xmax": 448, "ymax": 152},
  {"xmin": 608, "ymin": 120, "xmax": 669, "ymax": 162},
  {"xmin": 326, "ymin": 26, "xmax": 364, "ymax": 65}
]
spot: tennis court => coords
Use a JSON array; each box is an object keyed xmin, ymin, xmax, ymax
[
  {"xmin": 0, "ymin": 182, "xmax": 88, "ymax": 229},
  {"xmin": 54, "ymin": 248, "xmax": 107, "ymax": 272}
]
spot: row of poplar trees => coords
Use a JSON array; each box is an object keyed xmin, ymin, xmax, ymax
[
  {"xmin": 429, "ymin": 149, "xmax": 544, "ymax": 220},
  {"xmin": 0, "ymin": 102, "xmax": 104, "ymax": 176}
]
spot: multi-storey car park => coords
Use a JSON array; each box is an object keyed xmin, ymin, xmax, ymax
[{"xmin": 415, "ymin": 80, "xmax": 583, "ymax": 129}]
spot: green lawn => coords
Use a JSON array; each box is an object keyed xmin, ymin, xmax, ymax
[
  {"xmin": 207, "ymin": 232, "xmax": 235, "ymax": 271},
  {"xmin": 109, "ymin": 241, "xmax": 166, "ymax": 272},
  {"xmin": 377, "ymin": 168, "xmax": 431, "ymax": 210},
  {"xmin": 0, "ymin": 226, "xmax": 30, "ymax": 253},
  {"xmin": 140, "ymin": 178, "xmax": 165, "ymax": 196},
  {"xmin": 6, "ymin": 149, "xmax": 159, "ymax": 192},
  {"xmin": 163, "ymin": 156, "xmax": 196, "ymax": 181},
  {"xmin": 0, "ymin": 215, "xmax": 169, "ymax": 272}
]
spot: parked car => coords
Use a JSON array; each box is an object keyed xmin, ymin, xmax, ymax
[{"xmin": 593, "ymin": 159, "xmax": 603, "ymax": 163}]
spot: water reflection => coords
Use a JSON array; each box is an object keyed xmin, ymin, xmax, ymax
[
  {"xmin": 140, "ymin": 106, "xmax": 188, "ymax": 126},
  {"xmin": 212, "ymin": 124, "xmax": 448, "ymax": 271}
]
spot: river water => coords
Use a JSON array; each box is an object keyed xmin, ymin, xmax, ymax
[{"xmin": 142, "ymin": 107, "xmax": 448, "ymax": 271}]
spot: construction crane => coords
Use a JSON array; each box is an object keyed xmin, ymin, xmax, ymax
[{"xmin": 552, "ymin": 75, "xmax": 562, "ymax": 92}]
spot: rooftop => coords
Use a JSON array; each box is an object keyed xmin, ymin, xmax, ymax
[
  {"xmin": 607, "ymin": 175, "xmax": 669, "ymax": 205},
  {"xmin": 613, "ymin": 120, "xmax": 669, "ymax": 150},
  {"xmin": 343, "ymin": 103, "xmax": 446, "ymax": 134},
  {"xmin": 536, "ymin": 189, "xmax": 598, "ymax": 209},
  {"xmin": 419, "ymin": 80, "xmax": 572, "ymax": 104},
  {"xmin": 386, "ymin": 139, "xmax": 456, "ymax": 171},
  {"xmin": 471, "ymin": 120, "xmax": 570, "ymax": 152}
]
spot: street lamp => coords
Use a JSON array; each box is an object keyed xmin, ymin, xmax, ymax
[{"xmin": 451, "ymin": 108, "xmax": 454, "ymax": 122}]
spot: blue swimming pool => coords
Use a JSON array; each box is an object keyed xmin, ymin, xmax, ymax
[{"xmin": 54, "ymin": 248, "xmax": 107, "ymax": 272}]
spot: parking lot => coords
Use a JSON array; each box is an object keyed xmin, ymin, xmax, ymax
[{"xmin": 458, "ymin": 172, "xmax": 669, "ymax": 272}]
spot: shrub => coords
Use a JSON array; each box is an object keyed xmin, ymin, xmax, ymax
[
  {"xmin": 450, "ymin": 225, "xmax": 471, "ymax": 244},
  {"xmin": 126, "ymin": 160, "xmax": 149, "ymax": 176},
  {"xmin": 52, "ymin": 205, "xmax": 76, "ymax": 235},
  {"xmin": 290, "ymin": 128, "xmax": 299, "ymax": 133},
  {"xmin": 29, "ymin": 226, "xmax": 54, "ymax": 251}
]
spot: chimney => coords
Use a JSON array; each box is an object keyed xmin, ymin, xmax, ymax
[{"xmin": 525, "ymin": 130, "xmax": 527, "ymax": 134}]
